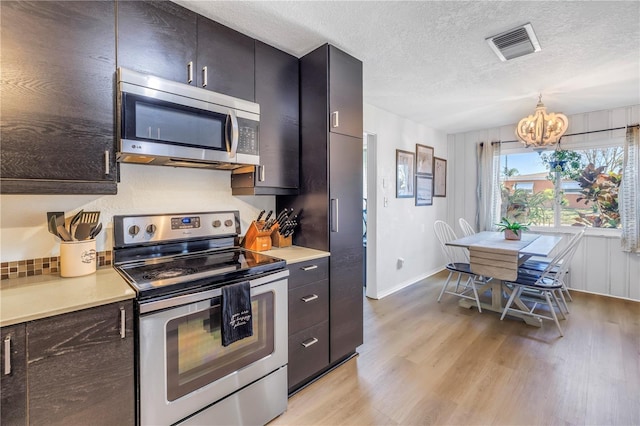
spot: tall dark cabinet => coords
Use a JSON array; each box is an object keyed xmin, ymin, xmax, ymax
[
  {"xmin": 279, "ymin": 44, "xmax": 364, "ymax": 372},
  {"xmin": 1, "ymin": 324, "xmax": 27, "ymax": 425},
  {"xmin": 0, "ymin": 0, "xmax": 117, "ymax": 194}
]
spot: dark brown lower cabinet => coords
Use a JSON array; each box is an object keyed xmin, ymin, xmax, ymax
[
  {"xmin": 1, "ymin": 324, "xmax": 27, "ymax": 426},
  {"xmin": 287, "ymin": 258, "xmax": 330, "ymax": 393},
  {"xmin": 0, "ymin": 301, "xmax": 134, "ymax": 425}
]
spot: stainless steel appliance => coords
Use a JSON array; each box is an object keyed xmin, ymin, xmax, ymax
[
  {"xmin": 116, "ymin": 68, "xmax": 260, "ymax": 170},
  {"xmin": 112, "ymin": 211, "xmax": 287, "ymax": 426}
]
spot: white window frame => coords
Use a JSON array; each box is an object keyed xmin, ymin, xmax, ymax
[{"xmin": 499, "ymin": 135, "xmax": 625, "ymax": 236}]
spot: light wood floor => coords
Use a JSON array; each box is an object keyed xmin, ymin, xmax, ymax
[{"xmin": 270, "ymin": 271, "xmax": 640, "ymax": 425}]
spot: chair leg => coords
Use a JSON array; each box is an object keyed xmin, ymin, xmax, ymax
[
  {"xmin": 543, "ymin": 291, "xmax": 564, "ymax": 337},
  {"xmin": 562, "ymin": 281, "xmax": 573, "ymax": 302},
  {"xmin": 501, "ymin": 285, "xmax": 520, "ymax": 320},
  {"xmin": 555, "ymin": 288, "xmax": 570, "ymax": 315},
  {"xmin": 471, "ymin": 279, "xmax": 482, "ymax": 313},
  {"xmin": 453, "ymin": 273, "xmax": 463, "ymax": 292},
  {"xmin": 550, "ymin": 290, "xmax": 567, "ymax": 320},
  {"xmin": 438, "ymin": 271, "xmax": 454, "ymax": 302}
]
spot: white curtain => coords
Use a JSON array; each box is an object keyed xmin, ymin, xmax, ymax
[
  {"xmin": 476, "ymin": 141, "xmax": 501, "ymax": 231},
  {"xmin": 620, "ymin": 125, "xmax": 640, "ymax": 253}
]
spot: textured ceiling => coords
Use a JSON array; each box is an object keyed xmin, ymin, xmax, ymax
[{"xmin": 175, "ymin": 0, "xmax": 640, "ymax": 134}]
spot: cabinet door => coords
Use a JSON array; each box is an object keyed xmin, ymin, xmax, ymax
[
  {"xmin": 0, "ymin": 0, "xmax": 116, "ymax": 194},
  {"xmin": 196, "ymin": 15, "xmax": 254, "ymax": 100},
  {"xmin": 328, "ymin": 133, "xmax": 364, "ymax": 362},
  {"xmin": 254, "ymin": 41, "xmax": 299, "ymax": 190},
  {"xmin": 117, "ymin": 0, "xmax": 197, "ymax": 85},
  {"xmin": 27, "ymin": 301, "xmax": 135, "ymax": 425},
  {"xmin": 328, "ymin": 45, "xmax": 363, "ymax": 139},
  {"xmin": 1, "ymin": 324, "xmax": 27, "ymax": 426}
]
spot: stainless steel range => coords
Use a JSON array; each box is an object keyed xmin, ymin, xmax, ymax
[{"xmin": 112, "ymin": 211, "xmax": 288, "ymax": 426}]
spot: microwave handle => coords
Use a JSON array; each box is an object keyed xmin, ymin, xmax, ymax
[{"xmin": 225, "ymin": 109, "xmax": 239, "ymax": 158}]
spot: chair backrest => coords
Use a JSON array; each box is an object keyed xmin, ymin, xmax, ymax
[
  {"xmin": 433, "ymin": 220, "xmax": 469, "ymax": 264},
  {"xmin": 537, "ymin": 228, "xmax": 585, "ymax": 284},
  {"xmin": 469, "ymin": 245, "xmax": 519, "ymax": 281},
  {"xmin": 458, "ymin": 217, "xmax": 476, "ymax": 237}
]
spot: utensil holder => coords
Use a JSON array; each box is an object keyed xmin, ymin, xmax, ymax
[
  {"xmin": 60, "ymin": 239, "xmax": 97, "ymax": 277},
  {"xmin": 242, "ymin": 221, "xmax": 273, "ymax": 252}
]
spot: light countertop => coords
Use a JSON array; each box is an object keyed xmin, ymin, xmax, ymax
[
  {"xmin": 259, "ymin": 245, "xmax": 330, "ymax": 264},
  {"xmin": 1, "ymin": 246, "xmax": 329, "ymax": 327},
  {"xmin": 0, "ymin": 268, "xmax": 135, "ymax": 327}
]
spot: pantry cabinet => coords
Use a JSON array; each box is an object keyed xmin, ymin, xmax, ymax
[
  {"xmin": 117, "ymin": 0, "xmax": 255, "ymax": 101},
  {"xmin": 0, "ymin": 0, "xmax": 117, "ymax": 194},
  {"xmin": 278, "ymin": 44, "xmax": 364, "ymax": 373}
]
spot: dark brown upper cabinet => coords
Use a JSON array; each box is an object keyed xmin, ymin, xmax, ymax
[
  {"xmin": 117, "ymin": 0, "xmax": 255, "ymax": 101},
  {"xmin": 328, "ymin": 45, "xmax": 363, "ymax": 138},
  {"xmin": 116, "ymin": 0, "xmax": 198, "ymax": 86},
  {"xmin": 0, "ymin": 0, "xmax": 117, "ymax": 194},
  {"xmin": 196, "ymin": 15, "xmax": 255, "ymax": 101},
  {"xmin": 231, "ymin": 41, "xmax": 299, "ymax": 195}
]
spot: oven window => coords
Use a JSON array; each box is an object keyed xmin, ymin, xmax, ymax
[{"xmin": 165, "ymin": 291, "xmax": 274, "ymax": 401}]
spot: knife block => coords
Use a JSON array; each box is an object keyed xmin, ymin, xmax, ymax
[
  {"xmin": 242, "ymin": 221, "xmax": 273, "ymax": 252},
  {"xmin": 271, "ymin": 225, "xmax": 292, "ymax": 248}
]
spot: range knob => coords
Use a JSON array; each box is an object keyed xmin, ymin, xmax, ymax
[
  {"xmin": 146, "ymin": 224, "xmax": 157, "ymax": 235},
  {"xmin": 224, "ymin": 219, "xmax": 233, "ymax": 227},
  {"xmin": 212, "ymin": 220, "xmax": 222, "ymax": 228},
  {"xmin": 128, "ymin": 225, "xmax": 140, "ymax": 236}
]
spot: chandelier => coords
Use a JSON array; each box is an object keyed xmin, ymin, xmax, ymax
[{"xmin": 515, "ymin": 95, "xmax": 568, "ymax": 151}]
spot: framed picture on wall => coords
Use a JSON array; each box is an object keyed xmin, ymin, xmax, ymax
[
  {"xmin": 396, "ymin": 149, "xmax": 415, "ymax": 198},
  {"xmin": 415, "ymin": 175, "xmax": 433, "ymax": 206},
  {"xmin": 434, "ymin": 157, "xmax": 447, "ymax": 197},
  {"xmin": 416, "ymin": 144, "xmax": 434, "ymax": 175}
]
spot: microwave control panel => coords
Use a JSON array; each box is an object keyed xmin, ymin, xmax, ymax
[{"xmin": 236, "ymin": 118, "xmax": 259, "ymax": 155}]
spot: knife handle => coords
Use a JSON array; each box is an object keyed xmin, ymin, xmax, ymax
[
  {"xmin": 256, "ymin": 210, "xmax": 265, "ymax": 222},
  {"xmin": 264, "ymin": 210, "xmax": 273, "ymax": 222}
]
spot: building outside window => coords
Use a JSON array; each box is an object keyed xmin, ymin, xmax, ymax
[{"xmin": 499, "ymin": 139, "xmax": 624, "ymax": 229}]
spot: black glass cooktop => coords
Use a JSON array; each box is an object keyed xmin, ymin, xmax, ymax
[{"xmin": 115, "ymin": 247, "xmax": 285, "ymax": 298}]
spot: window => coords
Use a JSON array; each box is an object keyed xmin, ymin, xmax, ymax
[{"xmin": 500, "ymin": 142, "xmax": 623, "ymax": 228}]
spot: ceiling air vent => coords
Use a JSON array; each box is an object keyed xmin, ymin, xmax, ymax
[{"xmin": 486, "ymin": 23, "xmax": 541, "ymax": 61}]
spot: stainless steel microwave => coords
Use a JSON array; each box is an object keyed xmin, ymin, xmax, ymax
[{"xmin": 116, "ymin": 67, "xmax": 259, "ymax": 170}]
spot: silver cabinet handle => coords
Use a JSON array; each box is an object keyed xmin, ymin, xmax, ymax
[
  {"xmin": 258, "ymin": 165, "xmax": 266, "ymax": 182},
  {"xmin": 301, "ymin": 337, "xmax": 318, "ymax": 348},
  {"xmin": 331, "ymin": 111, "xmax": 339, "ymax": 128},
  {"xmin": 3, "ymin": 336, "xmax": 11, "ymax": 375},
  {"xmin": 225, "ymin": 109, "xmax": 239, "ymax": 158},
  {"xmin": 331, "ymin": 198, "xmax": 339, "ymax": 232},
  {"xmin": 187, "ymin": 61, "xmax": 193, "ymax": 84},
  {"xmin": 301, "ymin": 265, "xmax": 318, "ymax": 271},
  {"xmin": 104, "ymin": 150, "xmax": 110, "ymax": 175},
  {"xmin": 301, "ymin": 294, "xmax": 319, "ymax": 303},
  {"xmin": 202, "ymin": 66, "xmax": 208, "ymax": 88},
  {"xmin": 120, "ymin": 307, "xmax": 126, "ymax": 339}
]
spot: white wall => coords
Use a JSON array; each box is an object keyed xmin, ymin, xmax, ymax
[
  {"xmin": 0, "ymin": 164, "xmax": 274, "ymax": 261},
  {"xmin": 448, "ymin": 105, "xmax": 640, "ymax": 301},
  {"xmin": 364, "ymin": 103, "xmax": 448, "ymax": 299}
]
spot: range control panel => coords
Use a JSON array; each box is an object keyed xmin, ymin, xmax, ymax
[{"xmin": 113, "ymin": 211, "xmax": 241, "ymax": 247}]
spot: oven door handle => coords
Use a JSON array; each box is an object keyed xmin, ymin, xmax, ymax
[{"xmin": 138, "ymin": 269, "xmax": 289, "ymax": 314}]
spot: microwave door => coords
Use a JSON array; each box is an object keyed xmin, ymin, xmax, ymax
[{"xmin": 225, "ymin": 109, "xmax": 239, "ymax": 159}]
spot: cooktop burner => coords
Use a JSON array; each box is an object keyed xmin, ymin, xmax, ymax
[
  {"xmin": 141, "ymin": 268, "xmax": 199, "ymax": 281},
  {"xmin": 112, "ymin": 211, "xmax": 286, "ymax": 299}
]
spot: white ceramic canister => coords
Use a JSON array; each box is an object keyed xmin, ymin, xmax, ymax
[{"xmin": 60, "ymin": 239, "xmax": 97, "ymax": 277}]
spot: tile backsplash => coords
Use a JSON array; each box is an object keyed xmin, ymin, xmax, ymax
[{"xmin": 1, "ymin": 251, "xmax": 112, "ymax": 280}]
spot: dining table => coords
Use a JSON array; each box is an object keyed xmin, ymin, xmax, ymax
[{"xmin": 446, "ymin": 231, "xmax": 563, "ymax": 326}]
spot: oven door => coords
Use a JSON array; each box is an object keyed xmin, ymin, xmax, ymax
[{"xmin": 138, "ymin": 271, "xmax": 287, "ymax": 426}]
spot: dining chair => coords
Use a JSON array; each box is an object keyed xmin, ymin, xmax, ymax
[
  {"xmin": 519, "ymin": 228, "xmax": 585, "ymax": 305},
  {"xmin": 500, "ymin": 228, "xmax": 584, "ymax": 337},
  {"xmin": 458, "ymin": 217, "xmax": 476, "ymax": 237},
  {"xmin": 433, "ymin": 220, "xmax": 483, "ymax": 312}
]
